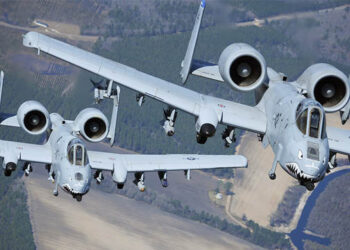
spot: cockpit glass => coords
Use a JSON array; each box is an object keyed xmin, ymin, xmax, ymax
[
  {"xmin": 309, "ymin": 109, "xmax": 321, "ymax": 138},
  {"xmin": 296, "ymin": 109, "xmax": 308, "ymax": 135},
  {"xmin": 296, "ymin": 99, "xmax": 325, "ymax": 139},
  {"xmin": 321, "ymin": 115, "xmax": 326, "ymax": 139},
  {"xmin": 76, "ymin": 145, "xmax": 83, "ymax": 166},
  {"xmin": 67, "ymin": 141, "xmax": 88, "ymax": 166},
  {"xmin": 68, "ymin": 146, "xmax": 74, "ymax": 164}
]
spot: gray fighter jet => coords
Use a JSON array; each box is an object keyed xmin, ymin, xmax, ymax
[
  {"xmin": 22, "ymin": 0, "xmax": 350, "ymax": 191},
  {"xmin": 0, "ymin": 71, "xmax": 247, "ymax": 201}
]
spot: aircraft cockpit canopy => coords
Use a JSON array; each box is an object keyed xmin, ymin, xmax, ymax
[
  {"xmin": 296, "ymin": 99, "xmax": 325, "ymax": 139},
  {"xmin": 67, "ymin": 139, "xmax": 88, "ymax": 166}
]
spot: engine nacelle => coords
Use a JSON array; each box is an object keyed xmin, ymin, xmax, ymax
[
  {"xmin": 17, "ymin": 101, "xmax": 51, "ymax": 135},
  {"xmin": 112, "ymin": 164, "xmax": 127, "ymax": 184},
  {"xmin": 2, "ymin": 151, "xmax": 19, "ymax": 176},
  {"xmin": 297, "ymin": 63, "xmax": 350, "ymax": 112},
  {"xmin": 195, "ymin": 107, "xmax": 219, "ymax": 137},
  {"xmin": 74, "ymin": 108, "xmax": 109, "ymax": 142},
  {"xmin": 218, "ymin": 43, "xmax": 267, "ymax": 92}
]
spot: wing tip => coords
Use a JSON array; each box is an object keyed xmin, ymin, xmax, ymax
[
  {"xmin": 201, "ymin": 0, "xmax": 206, "ymax": 8},
  {"xmin": 238, "ymin": 155, "xmax": 248, "ymax": 168}
]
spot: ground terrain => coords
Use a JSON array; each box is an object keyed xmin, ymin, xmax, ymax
[
  {"xmin": 230, "ymin": 132, "xmax": 297, "ymax": 228},
  {"xmin": 25, "ymin": 164, "xmax": 261, "ymax": 250}
]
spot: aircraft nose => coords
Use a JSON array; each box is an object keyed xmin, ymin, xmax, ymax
[
  {"xmin": 303, "ymin": 161, "xmax": 325, "ymax": 179},
  {"xmin": 75, "ymin": 172, "xmax": 84, "ymax": 181},
  {"xmin": 71, "ymin": 172, "xmax": 89, "ymax": 194},
  {"xmin": 71, "ymin": 183, "xmax": 87, "ymax": 194}
]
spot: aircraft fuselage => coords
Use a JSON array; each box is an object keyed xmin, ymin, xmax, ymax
[
  {"xmin": 48, "ymin": 113, "xmax": 92, "ymax": 197},
  {"xmin": 262, "ymin": 82, "xmax": 329, "ymax": 185}
]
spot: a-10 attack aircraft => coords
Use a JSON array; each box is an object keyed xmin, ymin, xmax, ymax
[
  {"xmin": 0, "ymin": 71, "xmax": 247, "ymax": 201},
  {"xmin": 22, "ymin": 0, "xmax": 350, "ymax": 191}
]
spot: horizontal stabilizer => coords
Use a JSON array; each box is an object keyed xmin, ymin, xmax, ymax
[
  {"xmin": 0, "ymin": 115, "xmax": 20, "ymax": 127},
  {"xmin": 191, "ymin": 59, "xmax": 223, "ymax": 82}
]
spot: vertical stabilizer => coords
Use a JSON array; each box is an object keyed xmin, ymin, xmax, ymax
[
  {"xmin": 180, "ymin": 0, "xmax": 206, "ymax": 84},
  {"xmin": 107, "ymin": 85, "xmax": 120, "ymax": 146},
  {"xmin": 341, "ymin": 75, "xmax": 350, "ymax": 124},
  {"xmin": 0, "ymin": 71, "xmax": 4, "ymax": 105}
]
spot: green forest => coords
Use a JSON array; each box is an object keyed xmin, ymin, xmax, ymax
[{"xmin": 0, "ymin": 170, "xmax": 35, "ymax": 250}]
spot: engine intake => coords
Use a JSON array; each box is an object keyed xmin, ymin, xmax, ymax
[
  {"xmin": 218, "ymin": 43, "xmax": 267, "ymax": 92},
  {"xmin": 297, "ymin": 63, "xmax": 349, "ymax": 112},
  {"xmin": 74, "ymin": 108, "xmax": 109, "ymax": 142},
  {"xmin": 17, "ymin": 101, "xmax": 50, "ymax": 135},
  {"xmin": 314, "ymin": 76, "xmax": 346, "ymax": 109},
  {"xmin": 84, "ymin": 118, "xmax": 107, "ymax": 139},
  {"xmin": 200, "ymin": 123, "xmax": 216, "ymax": 137}
]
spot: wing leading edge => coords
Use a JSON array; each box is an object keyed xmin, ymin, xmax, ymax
[
  {"xmin": 88, "ymin": 150, "xmax": 247, "ymax": 172},
  {"xmin": 0, "ymin": 140, "xmax": 52, "ymax": 164},
  {"xmin": 327, "ymin": 126, "xmax": 350, "ymax": 156},
  {"xmin": 23, "ymin": 31, "xmax": 267, "ymax": 134}
]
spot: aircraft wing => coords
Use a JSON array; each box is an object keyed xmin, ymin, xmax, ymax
[
  {"xmin": 327, "ymin": 126, "xmax": 350, "ymax": 155},
  {"xmin": 88, "ymin": 151, "xmax": 247, "ymax": 172},
  {"xmin": 22, "ymin": 32, "xmax": 267, "ymax": 134},
  {"xmin": 0, "ymin": 140, "xmax": 52, "ymax": 164}
]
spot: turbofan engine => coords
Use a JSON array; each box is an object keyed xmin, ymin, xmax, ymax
[
  {"xmin": 218, "ymin": 43, "xmax": 267, "ymax": 92},
  {"xmin": 195, "ymin": 107, "xmax": 219, "ymax": 144},
  {"xmin": 2, "ymin": 152, "xmax": 19, "ymax": 177},
  {"xmin": 297, "ymin": 63, "xmax": 350, "ymax": 113},
  {"xmin": 74, "ymin": 108, "xmax": 109, "ymax": 142},
  {"xmin": 17, "ymin": 100, "xmax": 51, "ymax": 135},
  {"xmin": 112, "ymin": 163, "xmax": 127, "ymax": 189}
]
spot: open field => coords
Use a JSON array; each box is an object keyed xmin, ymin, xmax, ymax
[
  {"xmin": 0, "ymin": 20, "xmax": 98, "ymax": 43},
  {"xmin": 236, "ymin": 4, "xmax": 350, "ymax": 27},
  {"xmin": 229, "ymin": 132, "xmax": 297, "ymax": 228},
  {"xmin": 85, "ymin": 142, "xmax": 227, "ymax": 218},
  {"xmin": 24, "ymin": 167, "xmax": 262, "ymax": 250}
]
